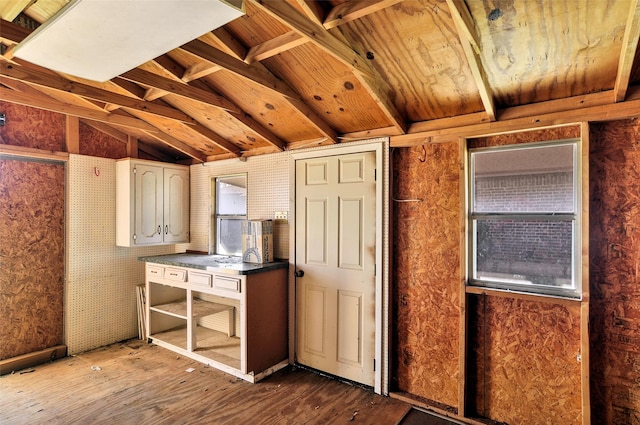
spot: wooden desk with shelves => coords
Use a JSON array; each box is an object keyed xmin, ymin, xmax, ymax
[{"xmin": 141, "ymin": 254, "xmax": 288, "ymax": 383}]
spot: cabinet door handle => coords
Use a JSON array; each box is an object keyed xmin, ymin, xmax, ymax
[
  {"xmin": 157, "ymin": 225, "xmax": 161, "ymax": 235},
  {"xmin": 165, "ymin": 225, "xmax": 168, "ymax": 234}
]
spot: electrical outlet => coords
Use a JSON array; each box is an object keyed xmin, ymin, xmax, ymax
[{"xmin": 274, "ymin": 211, "xmax": 288, "ymax": 220}]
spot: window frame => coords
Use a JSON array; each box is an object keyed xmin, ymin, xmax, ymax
[
  {"xmin": 467, "ymin": 139, "xmax": 582, "ymax": 299},
  {"xmin": 214, "ymin": 173, "xmax": 247, "ymax": 256}
]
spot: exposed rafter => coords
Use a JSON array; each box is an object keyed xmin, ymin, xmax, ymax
[
  {"xmin": 147, "ymin": 54, "xmax": 293, "ymax": 152},
  {"xmin": 179, "ymin": 39, "xmax": 338, "ymax": 144},
  {"xmin": 0, "ymin": 85, "xmax": 158, "ymax": 131},
  {"xmin": 291, "ymin": 0, "xmax": 325, "ymax": 26},
  {"xmin": 199, "ymin": 27, "xmax": 247, "ymax": 61},
  {"xmin": 0, "ymin": 61, "xmax": 197, "ymax": 124},
  {"xmin": 446, "ymin": 0, "xmax": 496, "ymax": 121},
  {"xmin": 323, "ymin": 0, "xmax": 404, "ymax": 30},
  {"xmin": 118, "ymin": 68, "xmax": 240, "ymax": 113},
  {"xmin": 140, "ymin": 128, "xmax": 208, "ymax": 163},
  {"xmin": 244, "ymin": 31, "xmax": 306, "ymax": 64},
  {"xmin": 251, "ymin": 0, "xmax": 406, "ymax": 134},
  {"xmin": 181, "ymin": 40, "xmax": 301, "ymax": 100},
  {"xmin": 614, "ymin": 0, "xmax": 640, "ymax": 102}
]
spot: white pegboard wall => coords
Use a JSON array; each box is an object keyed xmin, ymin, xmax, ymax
[
  {"xmin": 188, "ymin": 153, "xmax": 291, "ymax": 258},
  {"xmin": 66, "ymin": 154, "xmax": 178, "ymax": 354}
]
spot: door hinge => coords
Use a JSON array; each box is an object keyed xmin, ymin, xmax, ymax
[
  {"xmin": 374, "ymin": 358, "xmax": 376, "ymax": 371},
  {"xmin": 133, "ymin": 166, "xmax": 137, "ymax": 174},
  {"xmin": 374, "ymin": 168, "xmax": 377, "ymax": 181}
]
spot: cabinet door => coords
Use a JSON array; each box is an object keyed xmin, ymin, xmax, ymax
[
  {"xmin": 163, "ymin": 167, "xmax": 189, "ymax": 243},
  {"xmin": 134, "ymin": 164, "xmax": 164, "ymax": 244}
]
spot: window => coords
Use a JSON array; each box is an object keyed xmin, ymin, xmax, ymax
[
  {"xmin": 214, "ymin": 174, "xmax": 247, "ymax": 256},
  {"xmin": 468, "ymin": 141, "xmax": 581, "ymax": 299}
]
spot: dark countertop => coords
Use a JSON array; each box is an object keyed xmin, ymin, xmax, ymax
[{"xmin": 139, "ymin": 253, "xmax": 289, "ymax": 276}]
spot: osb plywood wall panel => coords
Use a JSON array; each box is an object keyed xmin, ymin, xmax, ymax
[
  {"xmin": 590, "ymin": 118, "xmax": 640, "ymax": 425},
  {"xmin": 466, "ymin": 126, "xmax": 583, "ymax": 423},
  {"xmin": 470, "ymin": 125, "xmax": 581, "ymax": 147},
  {"xmin": 0, "ymin": 158, "xmax": 64, "ymax": 360},
  {"xmin": 66, "ymin": 154, "xmax": 179, "ymax": 354},
  {"xmin": 79, "ymin": 122, "xmax": 127, "ymax": 159},
  {"xmin": 392, "ymin": 142, "xmax": 461, "ymax": 408},
  {"xmin": 467, "ymin": 296, "xmax": 582, "ymax": 423},
  {"xmin": 0, "ymin": 102, "xmax": 64, "ymax": 151}
]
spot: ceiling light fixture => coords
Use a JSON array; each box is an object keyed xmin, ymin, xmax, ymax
[{"xmin": 13, "ymin": 0, "xmax": 244, "ymax": 82}]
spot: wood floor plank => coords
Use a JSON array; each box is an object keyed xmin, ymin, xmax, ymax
[{"xmin": 0, "ymin": 340, "xmax": 408, "ymax": 424}]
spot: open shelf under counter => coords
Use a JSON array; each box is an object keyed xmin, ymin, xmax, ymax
[
  {"xmin": 150, "ymin": 299, "xmax": 234, "ymax": 321},
  {"xmin": 150, "ymin": 326, "xmax": 241, "ymax": 370},
  {"xmin": 142, "ymin": 257, "xmax": 289, "ymax": 383}
]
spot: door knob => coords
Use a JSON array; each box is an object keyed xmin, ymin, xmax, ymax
[{"xmin": 294, "ymin": 270, "xmax": 304, "ymax": 278}]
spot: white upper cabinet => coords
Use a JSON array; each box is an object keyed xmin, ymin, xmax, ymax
[{"xmin": 116, "ymin": 159, "xmax": 189, "ymax": 247}]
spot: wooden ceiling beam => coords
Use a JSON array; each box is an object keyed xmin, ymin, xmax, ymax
[
  {"xmin": 323, "ymin": 0, "xmax": 404, "ymax": 30},
  {"xmin": 230, "ymin": 112, "xmax": 287, "ymax": 151},
  {"xmin": 0, "ymin": 61, "xmax": 197, "ymax": 124},
  {"xmin": 291, "ymin": 0, "xmax": 325, "ymax": 26},
  {"xmin": 0, "ymin": 1, "xmax": 33, "ymax": 21},
  {"xmin": 0, "ymin": 19, "xmax": 30, "ymax": 43},
  {"xmin": 138, "ymin": 142, "xmax": 177, "ymax": 163},
  {"xmin": 1, "ymin": 77, "xmax": 109, "ymax": 113},
  {"xmin": 190, "ymin": 122, "xmax": 242, "ymax": 156},
  {"xmin": 614, "ymin": 0, "xmax": 640, "ymax": 102},
  {"xmin": 250, "ymin": 0, "xmax": 375, "ymax": 79},
  {"xmin": 0, "ymin": 86, "xmax": 158, "ymax": 132},
  {"xmin": 446, "ymin": 0, "xmax": 496, "ymax": 121},
  {"xmin": 444, "ymin": 0, "xmax": 481, "ymax": 54},
  {"xmin": 182, "ymin": 62, "xmax": 223, "ymax": 82},
  {"xmin": 80, "ymin": 119, "xmax": 129, "ymax": 143},
  {"xmin": 149, "ymin": 54, "xmax": 299, "ymax": 151},
  {"xmin": 180, "ymin": 40, "xmax": 301, "ymax": 100},
  {"xmin": 117, "ymin": 68, "xmax": 241, "ymax": 113},
  {"xmin": 141, "ymin": 129, "xmax": 208, "ymax": 163},
  {"xmin": 199, "ymin": 28, "xmax": 247, "ymax": 61},
  {"xmin": 245, "ymin": 31, "xmax": 307, "ymax": 64},
  {"xmin": 250, "ymin": 0, "xmax": 406, "ymax": 134},
  {"xmin": 180, "ymin": 39, "xmax": 338, "ymax": 143}
]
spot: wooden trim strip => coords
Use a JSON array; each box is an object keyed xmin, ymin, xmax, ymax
[
  {"xmin": 465, "ymin": 286, "xmax": 582, "ymax": 308},
  {"xmin": 458, "ymin": 137, "xmax": 468, "ymax": 417},
  {"xmin": 64, "ymin": 116, "xmax": 80, "ymax": 154},
  {"xmin": 0, "ymin": 144, "xmax": 69, "ymax": 162},
  {"xmin": 0, "ymin": 345, "xmax": 67, "ymax": 375},
  {"xmin": 392, "ymin": 94, "xmax": 640, "ymax": 146},
  {"xmin": 579, "ymin": 122, "xmax": 591, "ymax": 425}
]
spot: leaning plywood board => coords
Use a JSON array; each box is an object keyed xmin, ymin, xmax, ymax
[{"xmin": 0, "ymin": 159, "xmax": 65, "ymax": 360}]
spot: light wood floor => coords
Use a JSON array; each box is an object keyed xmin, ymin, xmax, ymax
[{"xmin": 0, "ymin": 340, "xmax": 409, "ymax": 424}]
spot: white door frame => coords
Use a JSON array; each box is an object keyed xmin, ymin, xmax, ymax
[{"xmin": 289, "ymin": 140, "xmax": 388, "ymax": 395}]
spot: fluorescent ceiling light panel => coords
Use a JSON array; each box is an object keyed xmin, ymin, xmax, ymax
[{"xmin": 13, "ymin": 0, "xmax": 244, "ymax": 82}]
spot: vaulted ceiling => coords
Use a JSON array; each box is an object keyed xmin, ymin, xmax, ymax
[{"xmin": 1, "ymin": 0, "xmax": 639, "ymax": 163}]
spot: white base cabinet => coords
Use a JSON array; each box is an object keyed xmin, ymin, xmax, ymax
[
  {"xmin": 145, "ymin": 263, "xmax": 288, "ymax": 383},
  {"xmin": 116, "ymin": 158, "xmax": 189, "ymax": 247}
]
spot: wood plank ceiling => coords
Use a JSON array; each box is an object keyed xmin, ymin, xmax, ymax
[{"xmin": 1, "ymin": 0, "xmax": 639, "ymax": 163}]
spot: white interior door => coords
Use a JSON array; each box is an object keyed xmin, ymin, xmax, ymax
[{"xmin": 295, "ymin": 151, "xmax": 377, "ymax": 386}]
